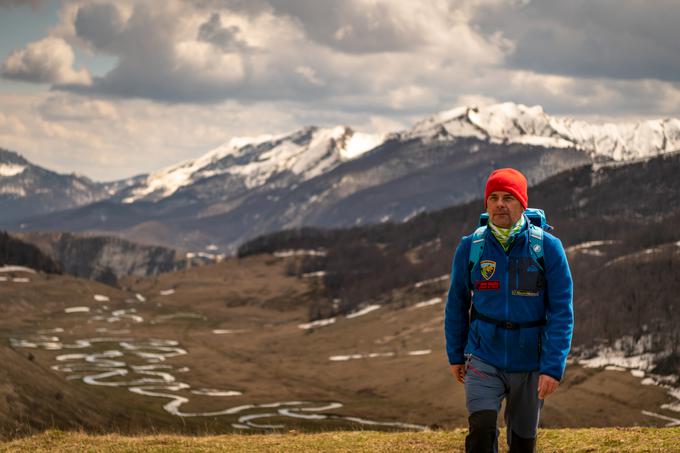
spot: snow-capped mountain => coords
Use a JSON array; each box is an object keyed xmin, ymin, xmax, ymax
[
  {"xmin": 8, "ymin": 127, "xmax": 590, "ymax": 252},
  {"xmin": 119, "ymin": 103, "xmax": 680, "ymax": 207},
  {"xmin": 4, "ymin": 102, "xmax": 680, "ymax": 253},
  {"xmin": 404, "ymin": 102, "xmax": 680, "ymax": 161},
  {"xmin": 120, "ymin": 126, "xmax": 385, "ymax": 204}
]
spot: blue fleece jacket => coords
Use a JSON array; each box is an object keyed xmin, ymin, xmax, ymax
[{"xmin": 444, "ymin": 216, "xmax": 574, "ymax": 381}]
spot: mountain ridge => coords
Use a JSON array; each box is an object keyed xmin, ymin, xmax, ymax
[
  {"xmin": 112, "ymin": 102, "xmax": 680, "ymax": 206},
  {"xmin": 3, "ymin": 102, "xmax": 680, "ymax": 252},
  {"xmin": 117, "ymin": 125, "xmax": 386, "ymax": 204},
  {"xmin": 402, "ymin": 103, "xmax": 680, "ymax": 161}
]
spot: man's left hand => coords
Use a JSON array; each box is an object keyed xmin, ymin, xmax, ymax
[{"xmin": 537, "ymin": 374, "xmax": 559, "ymax": 400}]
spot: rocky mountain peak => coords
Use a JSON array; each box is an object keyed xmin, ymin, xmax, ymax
[
  {"xmin": 121, "ymin": 125, "xmax": 385, "ymax": 203},
  {"xmin": 403, "ymin": 102, "xmax": 680, "ymax": 161}
]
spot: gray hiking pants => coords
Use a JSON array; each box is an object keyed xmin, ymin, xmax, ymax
[{"xmin": 464, "ymin": 354, "xmax": 543, "ymax": 452}]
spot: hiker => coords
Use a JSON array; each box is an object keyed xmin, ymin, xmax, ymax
[{"xmin": 444, "ymin": 168, "xmax": 573, "ymax": 453}]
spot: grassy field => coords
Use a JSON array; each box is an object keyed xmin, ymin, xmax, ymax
[{"xmin": 1, "ymin": 428, "xmax": 679, "ymax": 453}]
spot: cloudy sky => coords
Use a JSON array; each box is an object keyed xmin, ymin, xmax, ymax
[{"xmin": 1, "ymin": 0, "xmax": 679, "ymax": 181}]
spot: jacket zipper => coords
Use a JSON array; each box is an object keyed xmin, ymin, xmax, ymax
[
  {"xmin": 504, "ymin": 253, "xmax": 509, "ymax": 369},
  {"xmin": 490, "ymin": 230, "xmax": 512, "ymax": 370},
  {"xmin": 501, "ymin": 224, "xmax": 523, "ymax": 371}
]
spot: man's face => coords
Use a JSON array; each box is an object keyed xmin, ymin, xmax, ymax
[{"xmin": 486, "ymin": 191, "xmax": 524, "ymax": 228}]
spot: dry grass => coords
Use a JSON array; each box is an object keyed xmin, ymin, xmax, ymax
[{"xmin": 2, "ymin": 428, "xmax": 679, "ymax": 453}]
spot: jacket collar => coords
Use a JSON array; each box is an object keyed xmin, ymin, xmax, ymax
[{"xmin": 486, "ymin": 213, "xmax": 530, "ymax": 251}]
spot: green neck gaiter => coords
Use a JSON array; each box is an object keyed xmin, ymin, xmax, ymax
[{"xmin": 489, "ymin": 215, "xmax": 525, "ymax": 251}]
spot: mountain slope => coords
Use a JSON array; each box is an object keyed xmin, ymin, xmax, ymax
[
  {"xmin": 117, "ymin": 126, "xmax": 385, "ymax": 204},
  {"xmin": 195, "ymin": 137, "xmax": 589, "ymax": 250},
  {"xmin": 8, "ymin": 138, "xmax": 590, "ymax": 252},
  {"xmin": 12, "ymin": 231, "xmax": 184, "ymax": 285},
  {"xmin": 0, "ymin": 344, "xmax": 116, "ymax": 439},
  {"xmin": 0, "ymin": 230, "xmax": 61, "ymax": 274},
  {"xmin": 0, "ymin": 149, "xmax": 142, "ymax": 223}
]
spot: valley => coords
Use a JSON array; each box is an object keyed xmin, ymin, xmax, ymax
[{"xmin": 1, "ymin": 253, "xmax": 678, "ymax": 439}]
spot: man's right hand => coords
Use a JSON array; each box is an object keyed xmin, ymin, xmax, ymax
[{"xmin": 450, "ymin": 364, "xmax": 466, "ymax": 384}]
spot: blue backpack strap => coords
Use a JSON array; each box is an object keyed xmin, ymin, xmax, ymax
[
  {"xmin": 525, "ymin": 208, "xmax": 553, "ymax": 231},
  {"xmin": 528, "ymin": 224, "xmax": 545, "ymax": 272},
  {"xmin": 468, "ymin": 226, "xmax": 487, "ymax": 271}
]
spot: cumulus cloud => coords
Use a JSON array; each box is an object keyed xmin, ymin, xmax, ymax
[
  {"xmin": 35, "ymin": 0, "xmax": 506, "ymax": 110},
  {"xmin": 64, "ymin": 2, "xmax": 264, "ymax": 102},
  {"xmin": 4, "ymin": 0, "xmax": 680, "ymax": 114},
  {"xmin": 1, "ymin": 36, "xmax": 92, "ymax": 85}
]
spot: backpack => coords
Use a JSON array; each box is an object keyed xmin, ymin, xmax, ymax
[{"xmin": 468, "ymin": 208, "xmax": 552, "ymax": 274}]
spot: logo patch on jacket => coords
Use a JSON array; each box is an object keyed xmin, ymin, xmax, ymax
[{"xmin": 480, "ymin": 260, "xmax": 496, "ymax": 280}]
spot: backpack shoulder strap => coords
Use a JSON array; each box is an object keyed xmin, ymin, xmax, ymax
[
  {"xmin": 468, "ymin": 226, "xmax": 487, "ymax": 271},
  {"xmin": 528, "ymin": 224, "xmax": 545, "ymax": 272}
]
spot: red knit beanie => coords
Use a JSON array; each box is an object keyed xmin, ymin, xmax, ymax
[{"xmin": 484, "ymin": 168, "xmax": 528, "ymax": 209}]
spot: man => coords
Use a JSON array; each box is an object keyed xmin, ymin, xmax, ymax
[{"xmin": 444, "ymin": 168, "xmax": 573, "ymax": 453}]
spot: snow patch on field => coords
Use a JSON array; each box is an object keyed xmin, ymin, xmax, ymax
[
  {"xmin": 411, "ymin": 298, "xmax": 442, "ymax": 309},
  {"xmin": 565, "ymin": 240, "xmax": 618, "ymax": 253},
  {"xmin": 346, "ymin": 305, "xmax": 381, "ymax": 319},
  {"xmin": 329, "ymin": 349, "xmax": 432, "ymax": 361},
  {"xmin": 298, "ymin": 318, "xmax": 335, "ymax": 330},
  {"xmin": 576, "ymin": 334, "xmax": 680, "ymax": 423},
  {"xmin": 329, "ymin": 352, "xmax": 396, "ymax": 361},
  {"xmin": 108, "ymin": 309, "xmax": 144, "ymax": 323},
  {"xmin": 191, "ymin": 389, "xmax": 242, "ymax": 397},
  {"xmin": 0, "ymin": 265, "xmax": 36, "ymax": 273},
  {"xmin": 413, "ymin": 275, "xmax": 448, "ymax": 288},
  {"xmin": 302, "ymin": 271, "xmax": 327, "ymax": 278},
  {"xmin": 213, "ymin": 329, "xmax": 248, "ymax": 334},
  {"xmin": 274, "ymin": 249, "xmax": 327, "ymax": 258},
  {"xmin": 642, "ymin": 410, "xmax": 680, "ymax": 426},
  {"xmin": 407, "ymin": 349, "xmax": 432, "ymax": 356}
]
